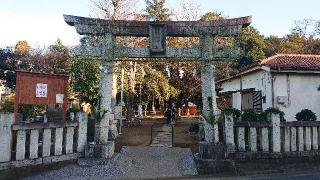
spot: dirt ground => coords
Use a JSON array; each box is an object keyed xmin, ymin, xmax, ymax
[{"xmin": 115, "ymin": 116, "xmax": 200, "ymax": 153}]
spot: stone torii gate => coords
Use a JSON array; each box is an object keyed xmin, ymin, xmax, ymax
[{"xmin": 64, "ymin": 15, "xmax": 251, "ymax": 158}]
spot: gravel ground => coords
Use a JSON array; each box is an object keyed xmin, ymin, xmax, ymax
[{"xmin": 24, "ymin": 146, "xmax": 198, "ymax": 180}]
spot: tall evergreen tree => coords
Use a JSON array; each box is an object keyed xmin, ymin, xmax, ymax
[{"xmin": 145, "ymin": 0, "xmax": 171, "ymax": 21}]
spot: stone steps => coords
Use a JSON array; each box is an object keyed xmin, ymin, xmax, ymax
[{"xmin": 150, "ymin": 124, "xmax": 174, "ymax": 147}]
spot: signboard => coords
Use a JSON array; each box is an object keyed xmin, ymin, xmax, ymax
[
  {"xmin": 14, "ymin": 71, "xmax": 69, "ymax": 123},
  {"xmin": 56, "ymin": 94, "xmax": 64, "ymax": 104},
  {"xmin": 149, "ymin": 23, "xmax": 166, "ymax": 55},
  {"xmin": 36, "ymin": 83, "xmax": 48, "ymax": 97}
]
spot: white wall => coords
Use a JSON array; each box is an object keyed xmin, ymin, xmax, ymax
[
  {"xmin": 273, "ymin": 73, "xmax": 320, "ymax": 121},
  {"xmin": 232, "ymin": 92, "xmax": 241, "ymax": 109},
  {"xmin": 219, "ymin": 69, "xmax": 273, "ymax": 110}
]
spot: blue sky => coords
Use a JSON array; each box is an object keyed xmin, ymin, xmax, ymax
[{"xmin": 0, "ymin": 0, "xmax": 319, "ymax": 48}]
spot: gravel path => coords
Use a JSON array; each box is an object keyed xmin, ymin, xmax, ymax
[{"xmin": 25, "ymin": 146, "xmax": 198, "ymax": 180}]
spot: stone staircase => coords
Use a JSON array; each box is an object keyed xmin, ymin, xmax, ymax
[{"xmin": 150, "ymin": 124, "xmax": 174, "ymax": 147}]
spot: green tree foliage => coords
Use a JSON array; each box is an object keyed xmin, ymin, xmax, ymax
[
  {"xmin": 264, "ymin": 35, "xmax": 285, "ymax": 56},
  {"xmin": 282, "ymin": 33, "xmax": 306, "ymax": 54},
  {"xmin": 70, "ymin": 57, "xmax": 100, "ymax": 105},
  {"xmin": 47, "ymin": 39, "xmax": 71, "ymax": 73},
  {"xmin": 264, "ymin": 19, "xmax": 320, "ymax": 56},
  {"xmin": 264, "ymin": 33, "xmax": 320, "ymax": 55},
  {"xmin": 236, "ymin": 26, "xmax": 266, "ymax": 67},
  {"xmin": 167, "ymin": 62, "xmax": 201, "ymax": 108},
  {"xmin": 3, "ymin": 40, "xmax": 71, "ymax": 90},
  {"xmin": 143, "ymin": 65, "xmax": 179, "ymax": 100},
  {"xmin": 145, "ymin": 0, "xmax": 171, "ymax": 21},
  {"xmin": 0, "ymin": 47, "xmax": 16, "ymax": 89}
]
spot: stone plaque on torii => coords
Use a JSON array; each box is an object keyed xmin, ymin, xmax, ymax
[{"xmin": 64, "ymin": 14, "xmax": 251, "ymax": 158}]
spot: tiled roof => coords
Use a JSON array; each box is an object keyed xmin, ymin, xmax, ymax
[
  {"xmin": 217, "ymin": 54, "xmax": 320, "ymax": 83},
  {"xmin": 260, "ymin": 54, "xmax": 320, "ymax": 71}
]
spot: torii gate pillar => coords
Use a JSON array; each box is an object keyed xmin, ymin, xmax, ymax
[
  {"xmin": 201, "ymin": 35, "xmax": 219, "ymax": 143},
  {"xmin": 95, "ymin": 33, "xmax": 116, "ymax": 158}
]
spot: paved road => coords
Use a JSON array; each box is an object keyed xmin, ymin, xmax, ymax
[
  {"xmin": 250, "ymin": 173, "xmax": 320, "ymax": 180},
  {"xmin": 167, "ymin": 172, "xmax": 320, "ymax": 180}
]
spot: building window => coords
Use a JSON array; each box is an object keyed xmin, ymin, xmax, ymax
[{"xmin": 241, "ymin": 90, "xmax": 262, "ymax": 112}]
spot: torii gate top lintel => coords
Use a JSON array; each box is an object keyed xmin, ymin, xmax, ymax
[
  {"xmin": 63, "ymin": 14, "xmax": 251, "ymax": 37},
  {"xmin": 64, "ymin": 14, "xmax": 251, "ymax": 59}
]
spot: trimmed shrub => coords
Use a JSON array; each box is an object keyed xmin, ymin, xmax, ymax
[
  {"xmin": 224, "ymin": 108, "xmax": 241, "ymax": 121},
  {"xmin": 261, "ymin": 108, "xmax": 286, "ymax": 122},
  {"xmin": 295, "ymin": 109, "xmax": 317, "ymax": 121},
  {"xmin": 241, "ymin": 109, "xmax": 259, "ymax": 122}
]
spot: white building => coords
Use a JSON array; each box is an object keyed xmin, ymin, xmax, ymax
[{"xmin": 217, "ymin": 54, "xmax": 320, "ymax": 121}]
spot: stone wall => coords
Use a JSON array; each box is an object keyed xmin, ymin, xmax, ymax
[
  {"xmin": 0, "ymin": 112, "xmax": 88, "ymax": 170},
  {"xmin": 223, "ymin": 112, "xmax": 320, "ymax": 157}
]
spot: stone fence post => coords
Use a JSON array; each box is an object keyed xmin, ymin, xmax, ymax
[
  {"xmin": 224, "ymin": 114, "xmax": 235, "ymax": 153},
  {"xmin": 77, "ymin": 112, "xmax": 88, "ymax": 153},
  {"xmin": 271, "ymin": 113, "xmax": 281, "ymax": 153},
  {"xmin": 0, "ymin": 113, "xmax": 14, "ymax": 162}
]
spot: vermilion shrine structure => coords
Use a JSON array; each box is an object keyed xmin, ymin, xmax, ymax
[
  {"xmin": 14, "ymin": 71, "xmax": 69, "ymax": 123},
  {"xmin": 64, "ymin": 15, "xmax": 251, "ymax": 157}
]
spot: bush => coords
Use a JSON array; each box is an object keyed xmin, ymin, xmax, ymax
[
  {"xmin": 1, "ymin": 94, "xmax": 14, "ymax": 112},
  {"xmin": 295, "ymin": 109, "xmax": 317, "ymax": 121},
  {"xmin": 19, "ymin": 104, "xmax": 46, "ymax": 121},
  {"xmin": 241, "ymin": 109, "xmax": 259, "ymax": 122},
  {"xmin": 223, "ymin": 108, "xmax": 241, "ymax": 121},
  {"xmin": 221, "ymin": 108, "xmax": 285, "ymax": 122},
  {"xmin": 261, "ymin": 108, "xmax": 286, "ymax": 122}
]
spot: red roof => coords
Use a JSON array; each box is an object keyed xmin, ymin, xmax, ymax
[{"xmin": 260, "ymin": 54, "xmax": 320, "ymax": 71}]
